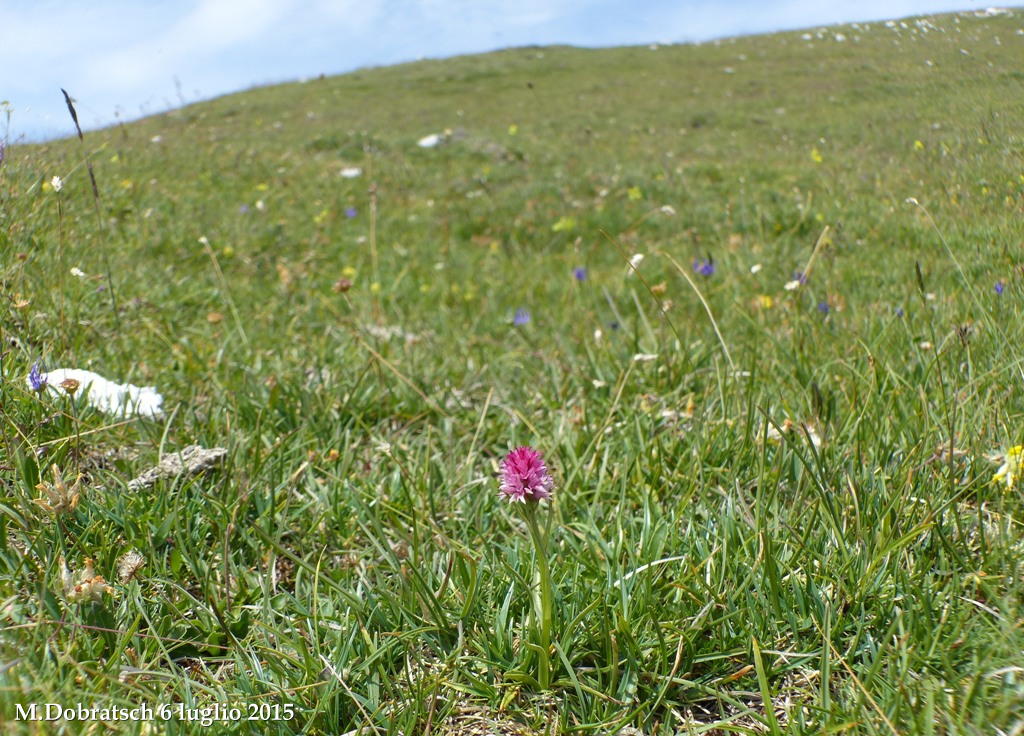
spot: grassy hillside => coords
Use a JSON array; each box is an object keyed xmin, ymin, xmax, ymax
[{"xmin": 3, "ymin": 9, "xmax": 1024, "ymax": 734}]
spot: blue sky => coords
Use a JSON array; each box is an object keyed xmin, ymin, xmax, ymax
[{"xmin": 1, "ymin": 0, "xmax": 995, "ymax": 142}]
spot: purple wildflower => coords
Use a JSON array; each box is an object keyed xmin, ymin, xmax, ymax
[
  {"xmin": 28, "ymin": 361, "xmax": 47, "ymax": 392},
  {"xmin": 499, "ymin": 446, "xmax": 554, "ymax": 503},
  {"xmin": 693, "ymin": 257, "xmax": 715, "ymax": 277},
  {"xmin": 513, "ymin": 308, "xmax": 531, "ymax": 326},
  {"xmin": 895, "ymin": 307, "xmax": 905, "ymax": 318},
  {"xmin": 995, "ymin": 281, "xmax": 1005, "ymax": 295},
  {"xmin": 817, "ymin": 301, "xmax": 830, "ymax": 314},
  {"xmin": 573, "ymin": 267, "xmax": 587, "ymax": 282},
  {"xmin": 238, "ymin": 204, "xmax": 250, "ymax": 214},
  {"xmin": 793, "ymin": 271, "xmax": 807, "ymax": 285},
  {"xmin": 345, "ymin": 206, "xmax": 358, "ymax": 219}
]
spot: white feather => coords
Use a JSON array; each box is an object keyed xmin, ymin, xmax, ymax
[{"xmin": 29, "ymin": 368, "xmax": 164, "ymax": 419}]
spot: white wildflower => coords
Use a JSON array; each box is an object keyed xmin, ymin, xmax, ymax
[
  {"xmin": 62, "ymin": 557, "xmax": 114, "ymax": 604},
  {"xmin": 34, "ymin": 465, "xmax": 82, "ymax": 515},
  {"xmin": 117, "ymin": 550, "xmax": 146, "ymax": 583},
  {"xmin": 765, "ymin": 419, "xmax": 822, "ymax": 448}
]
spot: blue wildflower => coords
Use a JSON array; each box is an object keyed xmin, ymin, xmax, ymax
[
  {"xmin": 238, "ymin": 204, "xmax": 250, "ymax": 214},
  {"xmin": 28, "ymin": 361, "xmax": 47, "ymax": 392},
  {"xmin": 345, "ymin": 207, "xmax": 358, "ymax": 219},
  {"xmin": 513, "ymin": 308, "xmax": 531, "ymax": 326},
  {"xmin": 573, "ymin": 267, "xmax": 587, "ymax": 282},
  {"xmin": 817, "ymin": 301, "xmax": 830, "ymax": 314},
  {"xmin": 692, "ymin": 257, "xmax": 715, "ymax": 277},
  {"xmin": 995, "ymin": 281, "xmax": 1005, "ymax": 295}
]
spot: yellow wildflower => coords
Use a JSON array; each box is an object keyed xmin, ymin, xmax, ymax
[
  {"xmin": 993, "ymin": 445, "xmax": 1023, "ymax": 489},
  {"xmin": 627, "ymin": 186, "xmax": 642, "ymax": 201},
  {"xmin": 810, "ymin": 147, "xmax": 823, "ymax": 163},
  {"xmin": 551, "ymin": 216, "xmax": 576, "ymax": 233}
]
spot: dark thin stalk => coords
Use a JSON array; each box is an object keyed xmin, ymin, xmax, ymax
[{"xmin": 60, "ymin": 88, "xmax": 119, "ymax": 319}]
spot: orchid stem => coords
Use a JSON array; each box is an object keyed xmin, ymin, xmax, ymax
[{"xmin": 523, "ymin": 504, "xmax": 552, "ymax": 690}]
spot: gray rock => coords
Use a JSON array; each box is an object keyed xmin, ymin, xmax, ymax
[{"xmin": 126, "ymin": 445, "xmax": 227, "ymax": 491}]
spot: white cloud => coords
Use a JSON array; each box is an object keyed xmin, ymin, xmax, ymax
[
  {"xmin": 81, "ymin": 0, "xmax": 291, "ymax": 91},
  {"xmin": 309, "ymin": 0, "xmax": 386, "ymax": 27}
]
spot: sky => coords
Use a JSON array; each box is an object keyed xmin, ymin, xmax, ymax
[{"xmin": 1, "ymin": 0, "xmax": 1000, "ymax": 142}]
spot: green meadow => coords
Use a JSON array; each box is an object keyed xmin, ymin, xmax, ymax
[{"xmin": 3, "ymin": 9, "xmax": 1024, "ymax": 734}]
